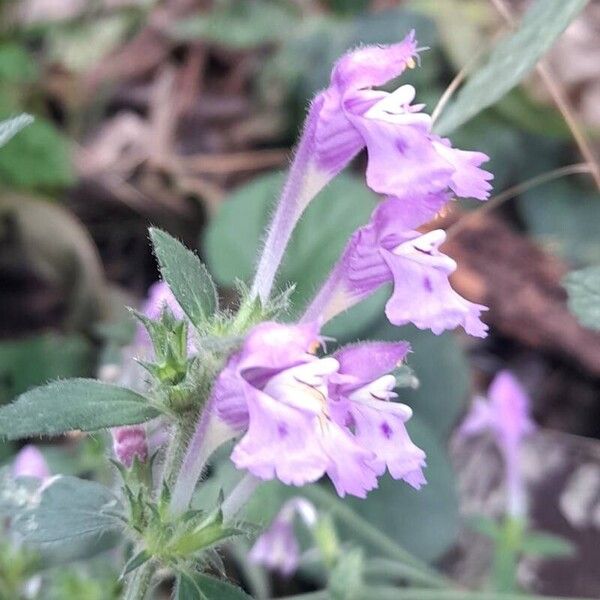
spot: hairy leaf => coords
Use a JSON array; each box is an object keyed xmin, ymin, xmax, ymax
[
  {"xmin": 150, "ymin": 228, "xmax": 218, "ymax": 325},
  {"xmin": 15, "ymin": 476, "xmax": 123, "ymax": 563},
  {"xmin": 0, "ymin": 379, "xmax": 160, "ymax": 440},
  {"xmin": 435, "ymin": 0, "xmax": 588, "ymax": 134}
]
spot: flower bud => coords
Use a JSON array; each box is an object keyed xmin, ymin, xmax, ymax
[
  {"xmin": 112, "ymin": 426, "xmax": 148, "ymax": 468},
  {"xmin": 12, "ymin": 445, "xmax": 50, "ymax": 481}
]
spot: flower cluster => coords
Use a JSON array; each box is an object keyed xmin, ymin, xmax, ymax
[
  {"xmin": 173, "ymin": 30, "xmax": 492, "ymax": 507},
  {"xmin": 212, "ymin": 322, "xmax": 424, "ymax": 498}
]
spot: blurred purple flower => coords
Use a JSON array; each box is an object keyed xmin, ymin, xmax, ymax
[
  {"xmin": 460, "ymin": 371, "xmax": 536, "ymax": 517},
  {"xmin": 250, "ymin": 497, "xmax": 317, "ymax": 576},
  {"xmin": 303, "ymin": 198, "xmax": 488, "ymax": 337},
  {"xmin": 212, "ymin": 322, "xmax": 423, "ymax": 498},
  {"xmin": 112, "ymin": 425, "xmax": 148, "ymax": 468},
  {"xmin": 12, "ymin": 445, "xmax": 50, "ymax": 481}
]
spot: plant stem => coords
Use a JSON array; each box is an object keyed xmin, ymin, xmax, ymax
[
  {"xmin": 302, "ymin": 485, "xmax": 451, "ymax": 589},
  {"xmin": 250, "ymin": 97, "xmax": 329, "ymax": 302},
  {"xmin": 169, "ymin": 408, "xmax": 235, "ymax": 516},
  {"xmin": 364, "ymin": 558, "xmax": 445, "ymax": 588},
  {"xmin": 124, "ymin": 561, "xmax": 155, "ymax": 600},
  {"xmin": 446, "ymin": 163, "xmax": 591, "ymax": 239},
  {"xmin": 222, "ymin": 473, "xmax": 260, "ymax": 521}
]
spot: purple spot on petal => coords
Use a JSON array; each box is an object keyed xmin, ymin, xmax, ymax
[
  {"xmin": 423, "ymin": 276, "xmax": 432, "ymax": 292},
  {"xmin": 278, "ymin": 423, "xmax": 288, "ymax": 438},
  {"xmin": 396, "ymin": 138, "xmax": 408, "ymax": 154},
  {"xmin": 381, "ymin": 421, "xmax": 393, "ymax": 439}
]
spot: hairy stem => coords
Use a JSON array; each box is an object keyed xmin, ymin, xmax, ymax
[
  {"xmin": 222, "ymin": 473, "xmax": 260, "ymax": 521},
  {"xmin": 251, "ymin": 98, "xmax": 328, "ymax": 302},
  {"xmin": 124, "ymin": 561, "xmax": 155, "ymax": 600},
  {"xmin": 169, "ymin": 408, "xmax": 235, "ymax": 516}
]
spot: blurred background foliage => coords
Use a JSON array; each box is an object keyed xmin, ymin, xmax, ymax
[{"xmin": 0, "ymin": 0, "xmax": 600, "ymax": 597}]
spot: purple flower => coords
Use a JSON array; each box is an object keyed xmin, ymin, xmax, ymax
[
  {"xmin": 252, "ymin": 31, "xmax": 491, "ymax": 301},
  {"xmin": 112, "ymin": 425, "xmax": 148, "ymax": 468},
  {"xmin": 212, "ymin": 322, "xmax": 424, "ymax": 498},
  {"xmin": 330, "ymin": 343, "xmax": 426, "ymax": 488},
  {"xmin": 303, "ymin": 198, "xmax": 488, "ymax": 337},
  {"xmin": 314, "ymin": 32, "xmax": 492, "ymax": 212},
  {"xmin": 12, "ymin": 445, "xmax": 50, "ymax": 481},
  {"xmin": 460, "ymin": 371, "xmax": 535, "ymax": 516},
  {"xmin": 250, "ymin": 497, "xmax": 317, "ymax": 576}
]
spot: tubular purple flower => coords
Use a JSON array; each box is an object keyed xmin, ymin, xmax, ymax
[
  {"xmin": 112, "ymin": 425, "xmax": 148, "ymax": 468},
  {"xmin": 252, "ymin": 31, "xmax": 492, "ymax": 302},
  {"xmin": 210, "ymin": 323, "xmax": 424, "ymax": 498},
  {"xmin": 250, "ymin": 497, "xmax": 317, "ymax": 576},
  {"xmin": 12, "ymin": 445, "xmax": 50, "ymax": 481},
  {"xmin": 303, "ymin": 197, "xmax": 488, "ymax": 337},
  {"xmin": 460, "ymin": 371, "xmax": 536, "ymax": 517}
]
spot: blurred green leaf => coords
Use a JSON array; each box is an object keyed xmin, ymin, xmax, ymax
[
  {"xmin": 0, "ymin": 333, "xmax": 95, "ymax": 403},
  {"xmin": 0, "ymin": 43, "xmax": 38, "ymax": 85},
  {"xmin": 0, "ymin": 379, "xmax": 160, "ymax": 440},
  {"xmin": 263, "ymin": 8, "xmax": 439, "ymax": 108},
  {"xmin": 521, "ymin": 531, "xmax": 575, "ymax": 558},
  {"xmin": 518, "ymin": 181, "xmax": 600, "ymax": 265},
  {"xmin": 0, "ymin": 116, "xmax": 74, "ymax": 190},
  {"xmin": 204, "ymin": 171, "xmax": 382, "ymax": 338},
  {"xmin": 343, "ymin": 414, "xmax": 459, "ymax": 563},
  {"xmin": 0, "ymin": 113, "xmax": 33, "ymax": 148},
  {"xmin": 150, "ymin": 228, "xmax": 218, "ymax": 325},
  {"xmin": 435, "ymin": 0, "xmax": 588, "ymax": 135},
  {"xmin": 0, "ymin": 194, "xmax": 108, "ymax": 331},
  {"xmin": 176, "ymin": 572, "xmax": 252, "ymax": 599},
  {"xmin": 15, "ymin": 476, "xmax": 123, "ymax": 563},
  {"xmin": 564, "ymin": 266, "xmax": 600, "ymax": 330},
  {"xmin": 329, "ymin": 549, "xmax": 363, "ymax": 600},
  {"xmin": 171, "ymin": 0, "xmax": 297, "ymax": 49}
]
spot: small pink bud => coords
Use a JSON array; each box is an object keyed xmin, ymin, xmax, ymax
[
  {"xmin": 12, "ymin": 445, "xmax": 51, "ymax": 481},
  {"xmin": 112, "ymin": 426, "xmax": 148, "ymax": 468}
]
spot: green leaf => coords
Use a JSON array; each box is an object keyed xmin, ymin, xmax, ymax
[
  {"xmin": 0, "ymin": 379, "xmax": 160, "ymax": 440},
  {"xmin": 518, "ymin": 181, "xmax": 600, "ymax": 265},
  {"xmin": 0, "ymin": 113, "xmax": 33, "ymax": 148},
  {"xmin": 176, "ymin": 572, "xmax": 252, "ymax": 600},
  {"xmin": 329, "ymin": 550, "xmax": 363, "ymax": 600},
  {"xmin": 14, "ymin": 476, "xmax": 123, "ymax": 563},
  {"xmin": 467, "ymin": 515, "xmax": 501, "ymax": 541},
  {"xmin": 564, "ymin": 266, "xmax": 600, "ymax": 331},
  {"xmin": 150, "ymin": 228, "xmax": 218, "ymax": 325},
  {"xmin": 0, "ymin": 333, "xmax": 95, "ymax": 404},
  {"xmin": 0, "ymin": 116, "xmax": 74, "ymax": 189},
  {"xmin": 121, "ymin": 550, "xmax": 151, "ymax": 578},
  {"xmin": 204, "ymin": 171, "xmax": 381, "ymax": 338},
  {"xmin": 434, "ymin": 0, "xmax": 588, "ymax": 135},
  {"xmin": 171, "ymin": 0, "xmax": 297, "ymax": 49},
  {"xmin": 521, "ymin": 531, "xmax": 575, "ymax": 558}
]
